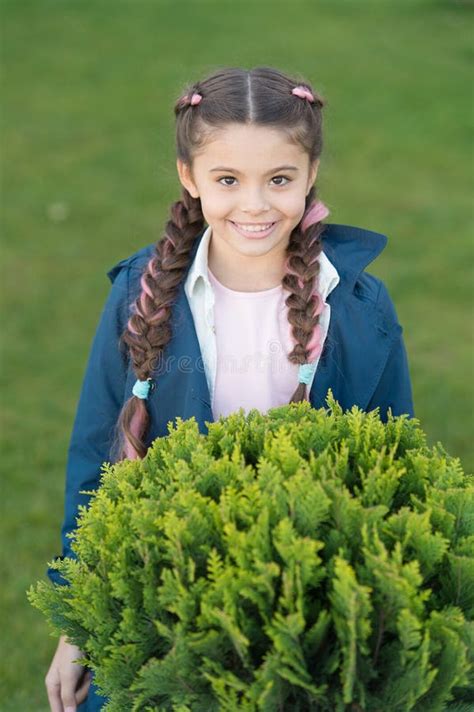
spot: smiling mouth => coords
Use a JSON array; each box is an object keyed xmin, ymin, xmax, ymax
[{"xmin": 230, "ymin": 221, "xmax": 277, "ymax": 233}]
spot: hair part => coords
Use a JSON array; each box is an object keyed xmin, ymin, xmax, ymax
[{"xmin": 113, "ymin": 66, "xmax": 327, "ymax": 461}]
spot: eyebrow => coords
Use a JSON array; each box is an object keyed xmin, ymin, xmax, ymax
[{"xmin": 209, "ymin": 165, "xmax": 299, "ymax": 174}]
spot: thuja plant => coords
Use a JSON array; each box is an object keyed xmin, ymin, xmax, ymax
[{"xmin": 29, "ymin": 393, "xmax": 474, "ymax": 711}]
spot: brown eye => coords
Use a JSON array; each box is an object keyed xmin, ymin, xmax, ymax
[{"xmin": 272, "ymin": 175, "xmax": 291, "ymax": 186}]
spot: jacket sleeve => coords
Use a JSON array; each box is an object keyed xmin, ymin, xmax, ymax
[
  {"xmin": 366, "ymin": 279, "xmax": 415, "ymax": 422},
  {"xmin": 47, "ymin": 261, "xmax": 131, "ymax": 585}
]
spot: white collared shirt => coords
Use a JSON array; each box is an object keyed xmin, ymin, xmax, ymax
[{"xmin": 184, "ymin": 225, "xmax": 340, "ymax": 407}]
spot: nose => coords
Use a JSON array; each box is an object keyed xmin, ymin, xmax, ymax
[{"xmin": 240, "ymin": 187, "xmax": 270, "ymax": 215}]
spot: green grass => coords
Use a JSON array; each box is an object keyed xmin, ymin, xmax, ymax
[{"xmin": 1, "ymin": 0, "xmax": 472, "ymax": 708}]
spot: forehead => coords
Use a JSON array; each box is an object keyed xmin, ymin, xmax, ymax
[{"xmin": 195, "ymin": 123, "xmax": 308, "ymax": 170}]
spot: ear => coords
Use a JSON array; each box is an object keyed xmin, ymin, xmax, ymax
[
  {"xmin": 176, "ymin": 159, "xmax": 200, "ymax": 198},
  {"xmin": 306, "ymin": 159, "xmax": 320, "ymax": 195}
]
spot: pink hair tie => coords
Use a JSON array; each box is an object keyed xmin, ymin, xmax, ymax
[
  {"xmin": 180, "ymin": 92, "xmax": 202, "ymax": 107},
  {"xmin": 301, "ymin": 200, "xmax": 329, "ymax": 231},
  {"xmin": 292, "ymin": 85, "xmax": 314, "ymax": 103}
]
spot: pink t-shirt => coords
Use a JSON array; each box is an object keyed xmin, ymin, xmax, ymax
[{"xmin": 208, "ymin": 267, "xmax": 300, "ymax": 419}]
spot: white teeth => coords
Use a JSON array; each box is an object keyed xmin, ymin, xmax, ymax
[{"xmin": 234, "ymin": 222, "xmax": 273, "ymax": 233}]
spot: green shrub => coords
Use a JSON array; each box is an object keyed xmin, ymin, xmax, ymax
[{"xmin": 29, "ymin": 394, "xmax": 474, "ymax": 711}]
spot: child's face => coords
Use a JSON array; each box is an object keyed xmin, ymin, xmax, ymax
[{"xmin": 177, "ymin": 123, "xmax": 319, "ymax": 262}]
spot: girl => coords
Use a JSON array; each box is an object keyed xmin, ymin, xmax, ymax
[{"xmin": 44, "ymin": 66, "xmax": 414, "ymax": 711}]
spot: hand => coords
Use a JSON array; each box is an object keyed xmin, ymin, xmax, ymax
[{"xmin": 45, "ymin": 635, "xmax": 91, "ymax": 712}]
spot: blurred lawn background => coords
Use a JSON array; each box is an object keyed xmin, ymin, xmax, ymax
[{"xmin": 1, "ymin": 0, "xmax": 472, "ymax": 708}]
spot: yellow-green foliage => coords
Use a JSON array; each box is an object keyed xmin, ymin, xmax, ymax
[{"xmin": 28, "ymin": 393, "xmax": 474, "ymax": 711}]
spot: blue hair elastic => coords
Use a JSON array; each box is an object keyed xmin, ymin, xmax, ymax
[
  {"xmin": 298, "ymin": 363, "xmax": 316, "ymax": 386},
  {"xmin": 132, "ymin": 379, "xmax": 153, "ymax": 400}
]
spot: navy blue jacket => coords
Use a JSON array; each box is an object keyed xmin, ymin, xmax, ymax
[{"xmin": 48, "ymin": 223, "xmax": 414, "ymax": 587}]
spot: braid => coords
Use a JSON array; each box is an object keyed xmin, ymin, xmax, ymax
[
  {"xmin": 283, "ymin": 187, "xmax": 325, "ymax": 404},
  {"xmin": 114, "ymin": 188, "xmax": 204, "ymax": 460}
]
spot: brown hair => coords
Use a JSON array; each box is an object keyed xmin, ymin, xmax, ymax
[{"xmin": 116, "ymin": 66, "xmax": 327, "ymax": 460}]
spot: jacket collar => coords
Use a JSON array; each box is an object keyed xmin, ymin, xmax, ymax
[{"xmin": 319, "ymin": 223, "xmax": 388, "ymax": 292}]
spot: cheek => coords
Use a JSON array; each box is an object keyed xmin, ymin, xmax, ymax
[
  {"xmin": 278, "ymin": 192, "xmax": 307, "ymax": 218},
  {"xmin": 200, "ymin": 189, "xmax": 234, "ymax": 217}
]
